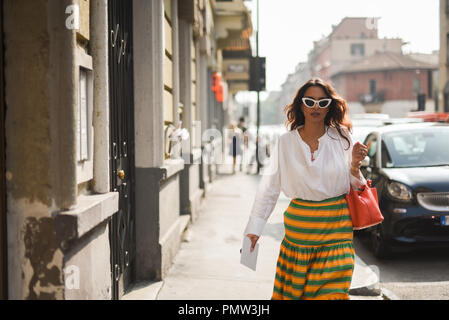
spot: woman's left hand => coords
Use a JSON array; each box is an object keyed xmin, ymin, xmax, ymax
[{"xmin": 352, "ymin": 141, "xmax": 368, "ymax": 168}]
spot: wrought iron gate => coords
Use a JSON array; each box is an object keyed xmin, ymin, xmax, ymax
[{"xmin": 108, "ymin": 0, "xmax": 136, "ymax": 300}]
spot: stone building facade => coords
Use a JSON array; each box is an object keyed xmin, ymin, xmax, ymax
[
  {"xmin": 308, "ymin": 17, "xmax": 403, "ymax": 84},
  {"xmin": 439, "ymin": 0, "xmax": 449, "ymax": 112},
  {"xmin": 0, "ymin": 0, "xmax": 252, "ymax": 300}
]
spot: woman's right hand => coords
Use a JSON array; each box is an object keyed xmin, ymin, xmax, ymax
[{"xmin": 246, "ymin": 234, "xmax": 260, "ymax": 252}]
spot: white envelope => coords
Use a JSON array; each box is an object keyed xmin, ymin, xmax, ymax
[{"xmin": 240, "ymin": 236, "xmax": 259, "ymax": 271}]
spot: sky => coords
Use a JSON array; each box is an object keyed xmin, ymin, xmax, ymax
[{"xmin": 240, "ymin": 0, "xmax": 440, "ymax": 95}]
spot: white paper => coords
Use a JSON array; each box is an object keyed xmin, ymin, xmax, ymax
[{"xmin": 240, "ymin": 236, "xmax": 259, "ymax": 271}]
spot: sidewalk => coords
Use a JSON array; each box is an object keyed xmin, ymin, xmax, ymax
[{"xmin": 124, "ymin": 166, "xmax": 389, "ymax": 300}]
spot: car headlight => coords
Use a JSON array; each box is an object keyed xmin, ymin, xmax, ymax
[{"xmin": 387, "ymin": 181, "xmax": 413, "ymax": 201}]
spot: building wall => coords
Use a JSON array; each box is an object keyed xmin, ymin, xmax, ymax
[
  {"xmin": 330, "ymin": 38, "xmax": 403, "ymax": 78},
  {"xmin": 309, "ymin": 17, "xmax": 403, "ymax": 83},
  {"xmin": 439, "ymin": 0, "xmax": 449, "ymax": 111},
  {"xmin": 330, "ymin": 17, "xmax": 378, "ymax": 40},
  {"xmin": 0, "ymin": 0, "xmax": 6, "ymax": 300},
  {"xmin": 4, "ymin": 0, "xmax": 74, "ymax": 299},
  {"xmin": 316, "ymin": 44, "xmax": 331, "ymax": 82},
  {"xmin": 336, "ymin": 69, "xmax": 432, "ymax": 102},
  {"xmin": 331, "ymin": 38, "xmax": 403, "ymax": 61},
  {"xmin": 4, "ymin": 0, "xmax": 250, "ymax": 299},
  {"xmin": 5, "ymin": 0, "xmax": 126, "ymax": 300},
  {"xmin": 191, "ymin": 38, "xmax": 199, "ymax": 147},
  {"xmin": 63, "ymin": 221, "xmax": 111, "ymax": 299},
  {"xmin": 163, "ymin": 0, "xmax": 175, "ymax": 124}
]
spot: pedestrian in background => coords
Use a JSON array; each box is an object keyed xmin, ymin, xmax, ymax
[
  {"xmin": 228, "ymin": 122, "xmax": 243, "ymax": 174},
  {"xmin": 242, "ymin": 78, "xmax": 368, "ymax": 300},
  {"xmin": 237, "ymin": 117, "xmax": 249, "ymax": 172},
  {"xmin": 238, "ymin": 116, "xmax": 249, "ymax": 147}
]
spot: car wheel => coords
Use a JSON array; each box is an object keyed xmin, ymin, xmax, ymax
[{"xmin": 371, "ymin": 225, "xmax": 391, "ymax": 259}]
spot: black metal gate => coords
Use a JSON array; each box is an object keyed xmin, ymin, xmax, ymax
[{"xmin": 108, "ymin": 0, "xmax": 136, "ymax": 300}]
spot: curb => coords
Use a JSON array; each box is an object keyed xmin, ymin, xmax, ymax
[
  {"xmin": 122, "ymin": 280, "xmax": 164, "ymax": 300},
  {"xmin": 380, "ymin": 287, "xmax": 401, "ymax": 300},
  {"xmin": 349, "ymin": 256, "xmax": 381, "ymax": 296},
  {"xmin": 349, "ymin": 284, "xmax": 381, "ymax": 297}
]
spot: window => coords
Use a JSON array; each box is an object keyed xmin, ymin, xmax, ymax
[
  {"xmin": 447, "ymin": 33, "xmax": 449, "ymax": 64},
  {"xmin": 365, "ymin": 134, "xmax": 378, "ymax": 167},
  {"xmin": 381, "ymin": 141, "xmax": 393, "ymax": 168},
  {"xmin": 361, "ymin": 133, "xmax": 378, "ymax": 178},
  {"xmin": 382, "ymin": 129, "xmax": 449, "ymax": 167},
  {"xmin": 369, "ymin": 79, "xmax": 376, "ymax": 95},
  {"xmin": 413, "ymin": 78, "xmax": 421, "ymax": 94},
  {"xmin": 75, "ymin": 48, "xmax": 94, "ymax": 184},
  {"xmin": 78, "ymin": 69, "xmax": 89, "ymax": 161},
  {"xmin": 351, "ymin": 43, "xmax": 365, "ymax": 56}
]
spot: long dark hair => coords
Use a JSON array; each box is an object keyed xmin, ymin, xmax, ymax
[{"xmin": 284, "ymin": 78, "xmax": 352, "ymax": 149}]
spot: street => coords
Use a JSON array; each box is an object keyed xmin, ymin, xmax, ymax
[
  {"xmin": 2, "ymin": 0, "xmax": 447, "ymax": 301},
  {"xmin": 151, "ymin": 163, "xmax": 449, "ymax": 301},
  {"xmin": 156, "ymin": 168, "xmax": 283, "ymax": 300},
  {"xmin": 354, "ymin": 232, "xmax": 449, "ymax": 300},
  {"xmin": 154, "ymin": 165, "xmax": 383, "ymax": 300}
]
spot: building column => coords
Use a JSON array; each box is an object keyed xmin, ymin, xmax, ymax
[
  {"xmin": 179, "ymin": 18, "xmax": 193, "ymax": 215},
  {"xmin": 198, "ymin": 50, "xmax": 210, "ymax": 189},
  {"xmin": 171, "ymin": 0, "xmax": 180, "ymax": 128},
  {"xmin": 133, "ymin": 0, "xmax": 164, "ymax": 281},
  {"xmin": 133, "ymin": 0, "xmax": 185, "ymax": 281},
  {"xmin": 179, "ymin": 20, "xmax": 193, "ymax": 137},
  {"xmin": 91, "ymin": 0, "xmax": 110, "ymax": 194}
]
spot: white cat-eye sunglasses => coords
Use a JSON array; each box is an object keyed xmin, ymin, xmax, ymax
[{"xmin": 302, "ymin": 97, "xmax": 332, "ymax": 109}]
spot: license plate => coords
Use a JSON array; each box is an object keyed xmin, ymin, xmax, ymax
[{"xmin": 442, "ymin": 216, "xmax": 449, "ymax": 226}]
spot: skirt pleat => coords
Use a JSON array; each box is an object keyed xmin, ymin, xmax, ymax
[{"xmin": 272, "ymin": 194, "xmax": 355, "ymax": 300}]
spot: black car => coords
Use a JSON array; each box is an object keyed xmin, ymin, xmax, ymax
[{"xmin": 359, "ymin": 123, "xmax": 449, "ymax": 258}]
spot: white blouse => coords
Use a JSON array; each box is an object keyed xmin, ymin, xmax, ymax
[{"xmin": 243, "ymin": 125, "xmax": 367, "ymax": 237}]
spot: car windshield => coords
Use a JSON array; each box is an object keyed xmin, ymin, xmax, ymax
[
  {"xmin": 382, "ymin": 127, "xmax": 449, "ymax": 168},
  {"xmin": 351, "ymin": 127, "xmax": 378, "ymax": 144}
]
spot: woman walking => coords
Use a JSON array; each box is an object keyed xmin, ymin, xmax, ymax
[{"xmin": 243, "ymin": 78, "xmax": 368, "ymax": 300}]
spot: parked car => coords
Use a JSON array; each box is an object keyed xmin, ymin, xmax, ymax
[
  {"xmin": 407, "ymin": 111, "xmax": 449, "ymax": 123},
  {"xmin": 382, "ymin": 118, "xmax": 424, "ymax": 125},
  {"xmin": 359, "ymin": 122, "xmax": 449, "ymax": 258},
  {"xmin": 351, "ymin": 121, "xmax": 384, "ymax": 144},
  {"xmin": 352, "ymin": 113, "xmax": 390, "ymax": 120},
  {"xmin": 351, "ymin": 117, "xmax": 425, "ymax": 144},
  {"xmin": 351, "ymin": 114, "xmax": 389, "ymax": 144}
]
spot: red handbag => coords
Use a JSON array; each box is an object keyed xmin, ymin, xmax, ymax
[{"xmin": 345, "ymin": 180, "xmax": 384, "ymax": 230}]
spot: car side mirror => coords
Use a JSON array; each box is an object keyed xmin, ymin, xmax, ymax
[{"xmin": 360, "ymin": 155, "xmax": 370, "ymax": 168}]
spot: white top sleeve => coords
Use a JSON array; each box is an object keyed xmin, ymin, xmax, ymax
[
  {"xmin": 243, "ymin": 137, "xmax": 281, "ymax": 237},
  {"xmin": 243, "ymin": 126, "xmax": 367, "ymax": 238},
  {"xmin": 342, "ymin": 127, "xmax": 367, "ymax": 190}
]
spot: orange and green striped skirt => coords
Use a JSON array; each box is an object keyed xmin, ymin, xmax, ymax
[{"xmin": 272, "ymin": 194, "xmax": 355, "ymax": 300}]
